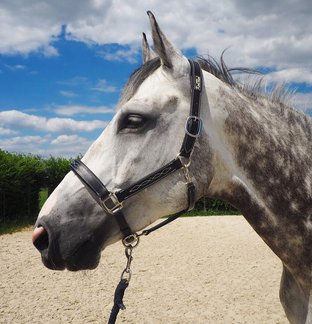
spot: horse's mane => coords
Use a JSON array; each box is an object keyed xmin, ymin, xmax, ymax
[
  {"xmin": 120, "ymin": 55, "xmax": 289, "ymax": 107},
  {"xmin": 197, "ymin": 54, "xmax": 248, "ymax": 86},
  {"xmin": 197, "ymin": 55, "xmax": 291, "ymax": 105}
]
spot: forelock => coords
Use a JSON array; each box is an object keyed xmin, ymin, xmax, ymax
[{"xmin": 119, "ymin": 57, "xmax": 161, "ymax": 106}]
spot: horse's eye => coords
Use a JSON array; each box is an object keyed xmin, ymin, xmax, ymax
[{"xmin": 120, "ymin": 114, "xmax": 146, "ymax": 131}]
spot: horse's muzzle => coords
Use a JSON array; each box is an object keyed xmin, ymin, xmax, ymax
[
  {"xmin": 32, "ymin": 224, "xmax": 66, "ymax": 270},
  {"xmin": 32, "ymin": 218, "xmax": 101, "ymax": 271}
]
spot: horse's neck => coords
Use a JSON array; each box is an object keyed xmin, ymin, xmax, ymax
[{"xmin": 204, "ymin": 77, "xmax": 312, "ymax": 281}]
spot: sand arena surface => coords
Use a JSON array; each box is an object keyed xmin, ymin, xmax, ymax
[{"xmin": 0, "ymin": 216, "xmax": 288, "ymax": 323}]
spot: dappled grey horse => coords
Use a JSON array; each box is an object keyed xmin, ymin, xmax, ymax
[{"xmin": 32, "ymin": 12, "xmax": 312, "ymax": 324}]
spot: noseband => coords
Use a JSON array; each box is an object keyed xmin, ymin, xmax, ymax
[{"xmin": 70, "ymin": 60, "xmax": 203, "ymax": 243}]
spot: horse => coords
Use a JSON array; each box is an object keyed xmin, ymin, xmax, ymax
[{"xmin": 32, "ymin": 11, "xmax": 312, "ymax": 324}]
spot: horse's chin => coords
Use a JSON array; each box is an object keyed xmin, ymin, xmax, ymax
[
  {"xmin": 65, "ymin": 240, "xmax": 101, "ymax": 271},
  {"xmin": 41, "ymin": 249, "xmax": 101, "ymax": 272},
  {"xmin": 65, "ymin": 257, "xmax": 100, "ymax": 272}
]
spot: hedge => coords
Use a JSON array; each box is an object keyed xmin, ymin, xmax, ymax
[
  {"xmin": 0, "ymin": 150, "xmax": 237, "ymax": 230},
  {"xmin": 0, "ymin": 150, "xmax": 71, "ymax": 226}
]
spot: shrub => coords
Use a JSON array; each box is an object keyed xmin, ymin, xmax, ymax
[
  {"xmin": 0, "ymin": 150, "xmax": 45, "ymax": 225},
  {"xmin": 0, "ymin": 151, "xmax": 71, "ymax": 228}
]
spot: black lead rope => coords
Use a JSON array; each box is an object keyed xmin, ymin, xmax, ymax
[
  {"xmin": 108, "ymin": 279, "xmax": 128, "ymax": 324},
  {"xmin": 107, "ymin": 183, "xmax": 195, "ymax": 324},
  {"xmin": 108, "ymin": 236, "xmax": 138, "ymax": 324}
]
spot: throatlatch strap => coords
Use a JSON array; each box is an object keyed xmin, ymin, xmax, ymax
[{"xmin": 142, "ymin": 182, "xmax": 196, "ymax": 236}]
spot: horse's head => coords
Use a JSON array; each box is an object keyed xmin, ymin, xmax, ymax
[{"xmin": 32, "ymin": 12, "xmax": 214, "ymax": 271}]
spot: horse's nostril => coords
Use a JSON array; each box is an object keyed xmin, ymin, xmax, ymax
[{"xmin": 32, "ymin": 226, "xmax": 49, "ymax": 251}]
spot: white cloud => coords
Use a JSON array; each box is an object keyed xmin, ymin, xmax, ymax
[
  {"xmin": 4, "ymin": 64, "xmax": 27, "ymax": 71},
  {"xmin": 0, "ymin": 135, "xmax": 48, "ymax": 146},
  {"xmin": 0, "ymin": 0, "xmax": 311, "ymax": 71},
  {"xmin": 0, "ymin": 110, "xmax": 107, "ymax": 133},
  {"xmin": 265, "ymin": 68, "xmax": 312, "ymax": 86},
  {"xmin": 42, "ymin": 44, "xmax": 59, "ymax": 57},
  {"xmin": 0, "ymin": 127, "xmax": 18, "ymax": 135},
  {"xmin": 92, "ymin": 79, "xmax": 117, "ymax": 93},
  {"xmin": 59, "ymin": 90, "xmax": 78, "ymax": 98},
  {"xmin": 0, "ymin": 135, "xmax": 49, "ymax": 154},
  {"xmin": 3, "ymin": 1, "xmax": 312, "ymax": 157},
  {"xmin": 0, "ymin": 3, "xmax": 61, "ymax": 56},
  {"xmin": 291, "ymin": 92, "xmax": 312, "ymax": 113},
  {"xmin": 57, "ymin": 76, "xmax": 89, "ymax": 87},
  {"xmin": 0, "ymin": 134, "xmax": 90, "ymax": 157},
  {"xmin": 49, "ymin": 134, "xmax": 92, "ymax": 157},
  {"xmin": 54, "ymin": 105, "xmax": 115, "ymax": 116},
  {"xmin": 51, "ymin": 134, "xmax": 85, "ymax": 145},
  {"xmin": 97, "ymin": 45, "xmax": 140, "ymax": 64}
]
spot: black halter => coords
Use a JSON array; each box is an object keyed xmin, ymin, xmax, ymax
[{"xmin": 70, "ymin": 60, "xmax": 203, "ymax": 242}]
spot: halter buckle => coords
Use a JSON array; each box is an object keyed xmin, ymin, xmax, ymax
[
  {"xmin": 185, "ymin": 116, "xmax": 203, "ymax": 138},
  {"xmin": 101, "ymin": 193, "xmax": 123, "ymax": 214}
]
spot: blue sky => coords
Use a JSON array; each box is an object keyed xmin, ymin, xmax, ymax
[{"xmin": 0, "ymin": 1, "xmax": 311, "ymax": 157}]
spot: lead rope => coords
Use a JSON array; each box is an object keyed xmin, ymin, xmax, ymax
[
  {"xmin": 107, "ymin": 159, "xmax": 196, "ymax": 324},
  {"xmin": 108, "ymin": 235, "xmax": 139, "ymax": 324}
]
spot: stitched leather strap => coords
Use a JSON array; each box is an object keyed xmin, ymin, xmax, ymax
[{"xmin": 116, "ymin": 158, "xmax": 182, "ymax": 201}]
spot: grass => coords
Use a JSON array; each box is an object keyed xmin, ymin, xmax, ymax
[
  {"xmin": 38, "ymin": 188, "xmax": 48, "ymax": 209},
  {"xmin": 0, "ymin": 219, "xmax": 34, "ymax": 235},
  {"xmin": 0, "ymin": 188, "xmax": 48, "ymax": 235},
  {"xmin": 185, "ymin": 209, "xmax": 240, "ymax": 216}
]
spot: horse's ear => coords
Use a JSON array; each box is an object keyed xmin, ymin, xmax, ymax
[
  {"xmin": 142, "ymin": 32, "xmax": 158, "ymax": 64},
  {"xmin": 147, "ymin": 11, "xmax": 186, "ymax": 70}
]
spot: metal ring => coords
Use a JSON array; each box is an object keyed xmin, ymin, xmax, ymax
[
  {"xmin": 177, "ymin": 155, "xmax": 191, "ymax": 168},
  {"xmin": 122, "ymin": 234, "xmax": 140, "ymax": 248},
  {"xmin": 121, "ymin": 269, "xmax": 132, "ymax": 282}
]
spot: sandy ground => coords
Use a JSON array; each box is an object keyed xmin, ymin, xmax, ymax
[{"xmin": 0, "ymin": 216, "xmax": 288, "ymax": 324}]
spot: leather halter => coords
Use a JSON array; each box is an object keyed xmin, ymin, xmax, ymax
[{"xmin": 70, "ymin": 60, "xmax": 203, "ymax": 242}]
